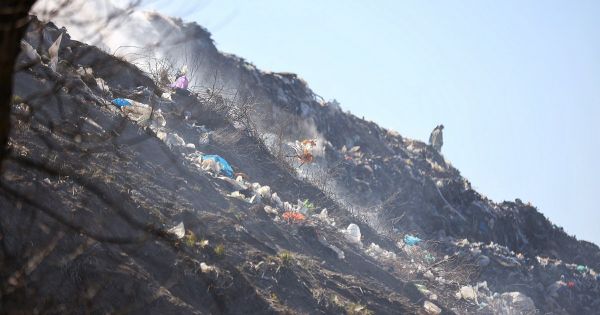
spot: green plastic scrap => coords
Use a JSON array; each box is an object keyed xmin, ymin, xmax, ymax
[{"xmin": 303, "ymin": 199, "xmax": 315, "ymax": 212}]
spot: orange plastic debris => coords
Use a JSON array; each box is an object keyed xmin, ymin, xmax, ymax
[
  {"xmin": 282, "ymin": 211, "xmax": 306, "ymax": 223},
  {"xmin": 288, "ymin": 141, "xmax": 315, "ymax": 166},
  {"xmin": 301, "ymin": 139, "xmax": 317, "ymax": 147},
  {"xmin": 293, "ymin": 139, "xmax": 316, "ymax": 166}
]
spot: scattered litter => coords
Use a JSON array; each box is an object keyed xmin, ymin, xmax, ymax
[
  {"xmin": 111, "ymin": 98, "xmax": 132, "ymax": 107},
  {"xmin": 234, "ymin": 173, "xmax": 249, "ymax": 181},
  {"xmin": 317, "ymin": 208, "xmax": 328, "ymax": 219},
  {"xmin": 302, "ymin": 199, "xmax": 315, "ymax": 212},
  {"xmin": 154, "ymin": 130, "xmax": 167, "ymax": 141},
  {"xmin": 415, "ymin": 284, "xmax": 431, "ymax": 295},
  {"xmin": 227, "ymin": 191, "xmax": 254, "ymax": 203},
  {"xmin": 200, "ymin": 262, "xmax": 216, "ymax": 273},
  {"xmin": 423, "ymin": 301, "xmax": 441, "ymax": 315},
  {"xmin": 76, "ymin": 66, "xmax": 93, "ymax": 78},
  {"xmin": 424, "ymin": 252, "xmax": 436, "ymax": 263},
  {"xmin": 121, "ymin": 100, "xmax": 153, "ymax": 123},
  {"xmin": 256, "ymin": 186, "xmax": 271, "ymax": 198},
  {"xmin": 424, "ymin": 270, "xmax": 435, "ymax": 279},
  {"xmin": 167, "ymin": 222, "xmax": 185, "ymax": 239},
  {"xmin": 483, "ymin": 292, "xmax": 536, "ymax": 314},
  {"xmin": 290, "ymin": 139, "xmax": 317, "ymax": 166},
  {"xmin": 81, "ymin": 117, "xmax": 105, "ymax": 133},
  {"xmin": 48, "ymin": 33, "xmax": 62, "ymax": 72},
  {"xmin": 201, "ymin": 157, "xmax": 221, "ymax": 175},
  {"xmin": 404, "ymin": 234, "xmax": 422, "ymax": 246},
  {"xmin": 314, "ymin": 208, "xmax": 335, "ymax": 226},
  {"xmin": 164, "ymin": 133, "xmax": 186, "ymax": 149},
  {"xmin": 493, "ymin": 255, "xmax": 520, "ymax": 268},
  {"xmin": 283, "ymin": 202, "xmax": 294, "ymax": 212},
  {"xmin": 161, "ymin": 92, "xmax": 172, "ymax": 100},
  {"xmin": 217, "ymin": 176, "xmax": 248, "ymax": 191},
  {"xmin": 458, "ymin": 285, "xmax": 478, "ymax": 303},
  {"xmin": 271, "ymin": 192, "xmax": 283, "ymax": 209},
  {"xmin": 202, "ymin": 155, "xmax": 234, "ymax": 178},
  {"xmin": 567, "ymin": 281, "xmax": 575, "ymax": 288},
  {"xmin": 264, "ymin": 206, "xmax": 278, "ymax": 215},
  {"xmin": 577, "ymin": 265, "xmax": 587, "ymax": 273},
  {"xmin": 344, "ymin": 224, "xmax": 362, "ymax": 244},
  {"xmin": 296, "ymin": 199, "xmax": 309, "ymax": 215},
  {"xmin": 95, "ymin": 78, "xmax": 110, "ymax": 94},
  {"xmin": 456, "ymin": 238, "xmax": 469, "ymax": 247},
  {"xmin": 171, "ymin": 75, "xmax": 189, "ymax": 90},
  {"xmin": 282, "ymin": 211, "xmax": 305, "ymax": 223},
  {"xmin": 365, "ymin": 243, "xmax": 397, "ymax": 260},
  {"xmin": 150, "ymin": 109, "xmax": 166, "ymax": 129}
]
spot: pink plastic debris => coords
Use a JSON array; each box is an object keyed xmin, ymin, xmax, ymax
[{"xmin": 171, "ymin": 75, "xmax": 189, "ymax": 90}]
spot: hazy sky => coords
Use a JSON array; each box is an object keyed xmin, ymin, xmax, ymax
[{"xmin": 141, "ymin": 0, "xmax": 600, "ymax": 245}]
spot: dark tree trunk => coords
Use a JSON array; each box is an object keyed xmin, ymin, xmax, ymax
[{"xmin": 0, "ymin": 1, "xmax": 36, "ymax": 170}]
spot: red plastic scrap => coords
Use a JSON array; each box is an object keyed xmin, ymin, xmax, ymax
[
  {"xmin": 282, "ymin": 211, "xmax": 306, "ymax": 223},
  {"xmin": 298, "ymin": 151, "xmax": 314, "ymax": 166},
  {"xmin": 567, "ymin": 281, "xmax": 576, "ymax": 288}
]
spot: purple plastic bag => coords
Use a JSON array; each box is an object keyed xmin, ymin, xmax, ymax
[{"xmin": 170, "ymin": 75, "xmax": 189, "ymax": 90}]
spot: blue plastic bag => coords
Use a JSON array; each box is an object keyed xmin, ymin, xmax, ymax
[
  {"xmin": 112, "ymin": 98, "xmax": 132, "ymax": 107},
  {"xmin": 404, "ymin": 234, "xmax": 422, "ymax": 246},
  {"xmin": 203, "ymin": 155, "xmax": 234, "ymax": 178}
]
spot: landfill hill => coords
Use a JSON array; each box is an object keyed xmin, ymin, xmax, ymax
[{"xmin": 2, "ymin": 15, "xmax": 600, "ymax": 315}]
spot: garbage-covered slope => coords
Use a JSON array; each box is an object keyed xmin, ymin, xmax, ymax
[
  {"xmin": 3, "ymin": 16, "xmax": 600, "ymax": 315},
  {"xmin": 122, "ymin": 8, "xmax": 600, "ymax": 273},
  {"xmin": 3, "ymin": 18, "xmax": 422, "ymax": 315}
]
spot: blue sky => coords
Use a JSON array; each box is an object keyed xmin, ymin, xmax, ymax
[{"xmin": 142, "ymin": 0, "xmax": 600, "ymax": 245}]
